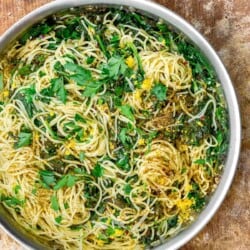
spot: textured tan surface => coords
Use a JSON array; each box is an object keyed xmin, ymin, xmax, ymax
[{"xmin": 0, "ymin": 0, "xmax": 249, "ymax": 249}]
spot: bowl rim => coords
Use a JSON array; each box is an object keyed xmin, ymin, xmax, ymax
[{"xmin": 0, "ymin": 0, "xmax": 241, "ymax": 249}]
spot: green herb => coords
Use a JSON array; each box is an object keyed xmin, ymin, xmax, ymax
[
  {"xmin": 86, "ymin": 56, "xmax": 95, "ymax": 64},
  {"xmin": 123, "ymin": 184, "xmax": 132, "ymax": 195},
  {"xmin": 116, "ymin": 155, "xmax": 131, "ymax": 172},
  {"xmin": 53, "ymin": 175, "xmax": 77, "ymax": 190},
  {"xmin": 119, "ymin": 105, "xmax": 134, "ymax": 121},
  {"xmin": 50, "ymin": 77, "xmax": 67, "ymax": 103},
  {"xmin": 39, "ymin": 170, "xmax": 56, "ymax": 188},
  {"xmin": 0, "ymin": 73, "xmax": 3, "ymax": 90},
  {"xmin": 14, "ymin": 185, "xmax": 21, "ymax": 195},
  {"xmin": 53, "ymin": 175, "xmax": 67, "ymax": 190},
  {"xmin": 177, "ymin": 41, "xmax": 215, "ymax": 85},
  {"xmin": 102, "ymin": 55, "xmax": 128, "ymax": 80},
  {"xmin": 151, "ymin": 83, "xmax": 167, "ymax": 101},
  {"xmin": 18, "ymin": 65, "xmax": 33, "ymax": 76},
  {"xmin": 106, "ymin": 226, "xmax": 115, "ymax": 236},
  {"xmin": 75, "ymin": 113, "xmax": 86, "ymax": 123},
  {"xmin": 79, "ymin": 152, "xmax": 85, "ymax": 162},
  {"xmin": 1, "ymin": 196, "xmax": 25, "ymax": 207},
  {"xmin": 65, "ymin": 62, "xmax": 92, "ymax": 85},
  {"xmin": 20, "ymin": 22, "xmax": 53, "ymax": 44},
  {"xmin": 128, "ymin": 42, "xmax": 144, "ymax": 74},
  {"xmin": 188, "ymin": 184, "xmax": 206, "ymax": 211},
  {"xmin": 82, "ymin": 80, "xmax": 103, "ymax": 97},
  {"xmin": 31, "ymin": 188, "xmax": 37, "ymax": 195},
  {"xmin": 51, "ymin": 195, "xmax": 59, "ymax": 211},
  {"xmin": 91, "ymin": 163, "xmax": 104, "ymax": 178},
  {"xmin": 167, "ymin": 215, "xmax": 178, "ymax": 229},
  {"xmin": 194, "ymin": 159, "xmax": 206, "ymax": 165},
  {"xmin": 67, "ymin": 175, "xmax": 76, "ymax": 187},
  {"xmin": 15, "ymin": 85, "xmax": 36, "ymax": 117},
  {"xmin": 95, "ymin": 34, "xmax": 108, "ymax": 58},
  {"xmin": 64, "ymin": 203, "xmax": 69, "ymax": 209},
  {"xmin": 14, "ymin": 131, "xmax": 32, "ymax": 149},
  {"xmin": 55, "ymin": 215, "xmax": 62, "ymax": 224}
]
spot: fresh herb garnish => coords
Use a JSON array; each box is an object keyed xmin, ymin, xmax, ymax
[
  {"xmin": 119, "ymin": 105, "xmax": 134, "ymax": 121},
  {"xmin": 51, "ymin": 195, "xmax": 59, "ymax": 211},
  {"xmin": 14, "ymin": 131, "xmax": 32, "ymax": 149},
  {"xmin": 151, "ymin": 83, "xmax": 167, "ymax": 101},
  {"xmin": 91, "ymin": 163, "xmax": 104, "ymax": 178}
]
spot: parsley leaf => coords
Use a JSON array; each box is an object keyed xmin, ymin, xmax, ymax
[
  {"xmin": 14, "ymin": 131, "xmax": 32, "ymax": 149},
  {"xmin": 151, "ymin": 83, "xmax": 167, "ymax": 101},
  {"xmin": 55, "ymin": 215, "xmax": 62, "ymax": 224},
  {"xmin": 1, "ymin": 195, "xmax": 25, "ymax": 207},
  {"xmin": 123, "ymin": 184, "xmax": 132, "ymax": 195},
  {"xmin": 50, "ymin": 77, "xmax": 67, "ymax": 103},
  {"xmin": 18, "ymin": 65, "xmax": 33, "ymax": 76},
  {"xmin": 116, "ymin": 155, "xmax": 131, "ymax": 172},
  {"xmin": 119, "ymin": 105, "xmax": 134, "ymax": 121},
  {"xmin": 102, "ymin": 55, "xmax": 127, "ymax": 80},
  {"xmin": 75, "ymin": 114, "xmax": 86, "ymax": 123},
  {"xmin": 15, "ymin": 85, "xmax": 36, "ymax": 117},
  {"xmin": 53, "ymin": 175, "xmax": 77, "ymax": 190},
  {"xmin": 91, "ymin": 163, "xmax": 104, "ymax": 178},
  {"xmin": 39, "ymin": 170, "xmax": 56, "ymax": 188},
  {"xmin": 51, "ymin": 195, "xmax": 59, "ymax": 211},
  {"xmin": 64, "ymin": 62, "xmax": 92, "ymax": 85},
  {"xmin": 79, "ymin": 152, "xmax": 85, "ymax": 162}
]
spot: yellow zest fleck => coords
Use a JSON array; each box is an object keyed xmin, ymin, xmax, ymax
[
  {"xmin": 34, "ymin": 132, "xmax": 39, "ymax": 141},
  {"xmin": 184, "ymin": 184, "xmax": 192, "ymax": 193},
  {"xmin": 157, "ymin": 176, "xmax": 166, "ymax": 185},
  {"xmin": 96, "ymin": 240, "xmax": 105, "ymax": 246},
  {"xmin": 125, "ymin": 56, "xmax": 135, "ymax": 68},
  {"xmin": 133, "ymin": 89, "xmax": 142, "ymax": 103},
  {"xmin": 138, "ymin": 138, "xmax": 145, "ymax": 146},
  {"xmin": 12, "ymin": 83, "xmax": 17, "ymax": 89},
  {"xmin": 88, "ymin": 27, "xmax": 95, "ymax": 35},
  {"xmin": 66, "ymin": 139, "xmax": 76, "ymax": 151},
  {"xmin": 196, "ymin": 121, "xmax": 203, "ymax": 127},
  {"xmin": 109, "ymin": 142, "xmax": 115, "ymax": 150},
  {"xmin": 3, "ymin": 90, "xmax": 9, "ymax": 97},
  {"xmin": 110, "ymin": 229, "xmax": 123, "ymax": 239},
  {"xmin": 65, "ymin": 149, "xmax": 71, "ymax": 156},
  {"xmin": 176, "ymin": 198, "xmax": 193, "ymax": 211},
  {"xmin": 49, "ymin": 111, "xmax": 55, "ymax": 117},
  {"xmin": 141, "ymin": 78, "xmax": 153, "ymax": 91}
]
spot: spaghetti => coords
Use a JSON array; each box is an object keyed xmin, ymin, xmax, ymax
[{"xmin": 0, "ymin": 8, "xmax": 229, "ymax": 249}]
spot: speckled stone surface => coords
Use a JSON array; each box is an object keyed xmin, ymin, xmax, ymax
[{"xmin": 0, "ymin": 0, "xmax": 249, "ymax": 249}]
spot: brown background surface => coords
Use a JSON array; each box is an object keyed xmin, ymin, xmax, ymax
[{"xmin": 0, "ymin": 0, "xmax": 249, "ymax": 249}]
